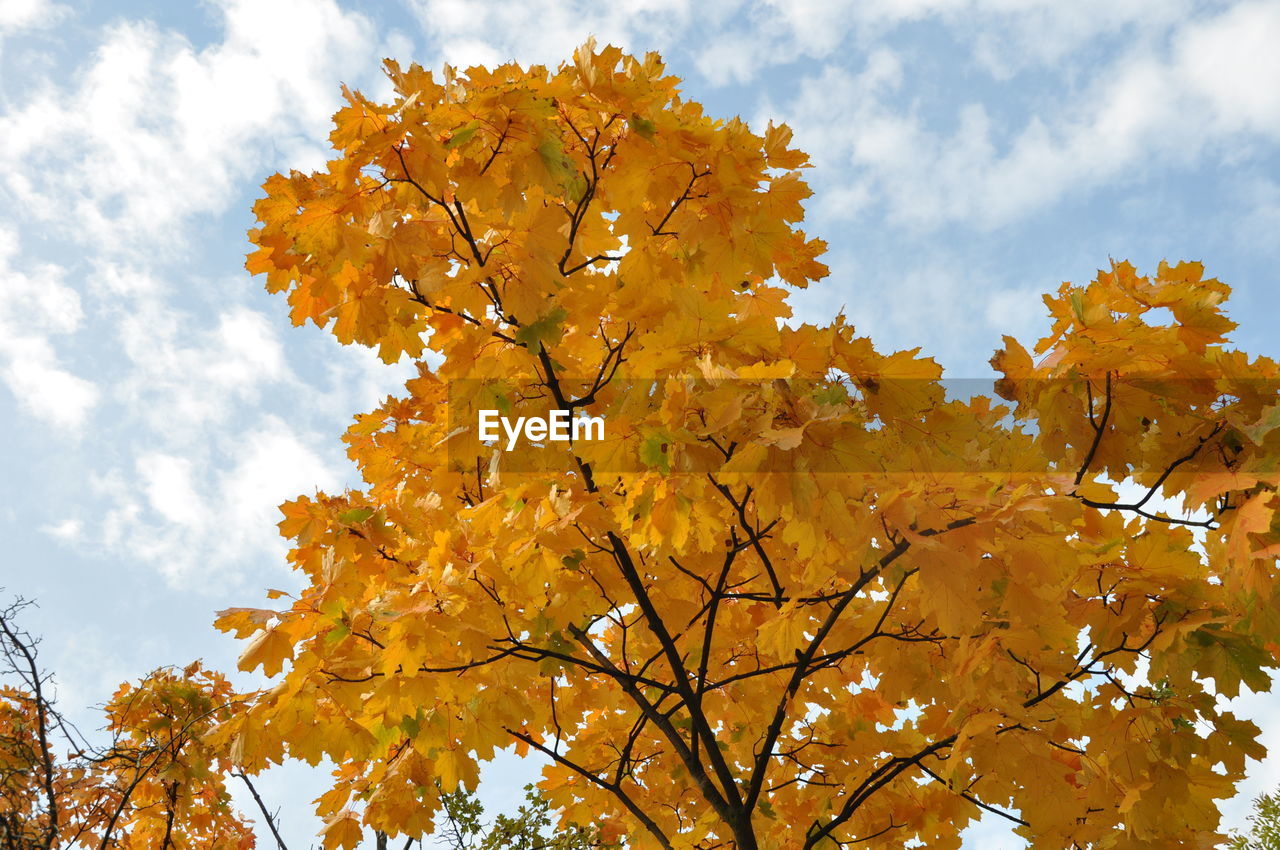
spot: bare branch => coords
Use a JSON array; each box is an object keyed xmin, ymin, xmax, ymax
[{"xmin": 235, "ymin": 772, "xmax": 290, "ymax": 850}]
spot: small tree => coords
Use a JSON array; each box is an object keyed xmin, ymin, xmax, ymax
[
  {"xmin": 435, "ymin": 784, "xmax": 607, "ymax": 849},
  {"xmin": 1, "ymin": 598, "xmax": 255, "ymax": 850},
  {"xmin": 1231, "ymin": 792, "xmax": 1280, "ymax": 850},
  {"xmin": 3, "ymin": 596, "xmax": 602, "ymax": 849},
  {"xmin": 217, "ymin": 42, "xmax": 1280, "ymax": 848},
  {"xmin": 0, "ymin": 598, "xmax": 60, "ymax": 850}
]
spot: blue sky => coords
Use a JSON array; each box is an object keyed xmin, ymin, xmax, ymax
[{"xmin": 1, "ymin": 0, "xmax": 1278, "ymax": 846}]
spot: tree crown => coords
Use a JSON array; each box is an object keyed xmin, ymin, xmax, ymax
[{"xmin": 224, "ymin": 43, "xmax": 1280, "ymax": 850}]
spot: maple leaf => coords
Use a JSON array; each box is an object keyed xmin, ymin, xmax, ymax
[
  {"xmin": 237, "ymin": 626, "xmax": 294, "ymax": 676},
  {"xmin": 321, "ymin": 811, "xmax": 364, "ymax": 850}
]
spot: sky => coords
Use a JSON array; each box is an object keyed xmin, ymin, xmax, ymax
[{"xmin": 1, "ymin": 0, "xmax": 1279, "ymax": 846}]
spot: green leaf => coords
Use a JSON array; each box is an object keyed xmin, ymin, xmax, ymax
[
  {"xmin": 400, "ymin": 710, "xmax": 423, "ymax": 739},
  {"xmin": 372, "ymin": 722, "xmax": 398, "ymax": 748},
  {"xmin": 475, "ymin": 381, "xmax": 514, "ymax": 417},
  {"xmin": 629, "ymin": 113, "xmax": 656, "ymax": 140},
  {"xmin": 444, "ymin": 123, "xmax": 479, "ymax": 148},
  {"xmin": 812, "ymin": 383, "xmax": 849, "ymax": 406},
  {"xmin": 537, "ymin": 137, "xmax": 574, "ymax": 185},
  {"xmin": 1243, "ymin": 404, "xmax": 1280, "ymax": 446},
  {"xmin": 339, "ymin": 507, "xmax": 374, "ymax": 524},
  {"xmin": 1069, "ymin": 290, "xmax": 1087, "ymax": 323},
  {"xmin": 514, "ymin": 307, "xmax": 567, "ymax": 354},
  {"xmin": 1189, "ymin": 628, "xmax": 1273, "ymax": 697},
  {"xmin": 639, "ymin": 431, "xmax": 672, "ymax": 474}
]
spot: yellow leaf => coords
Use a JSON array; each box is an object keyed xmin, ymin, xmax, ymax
[
  {"xmin": 321, "ymin": 811, "xmax": 364, "ymax": 850},
  {"xmin": 237, "ymin": 626, "xmax": 294, "ymax": 677}
]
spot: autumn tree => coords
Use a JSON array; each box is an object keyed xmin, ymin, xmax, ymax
[
  {"xmin": 1, "ymin": 598, "xmax": 60, "ymax": 850},
  {"xmin": 0, "ymin": 598, "xmax": 257, "ymax": 850},
  {"xmin": 228, "ymin": 43, "xmax": 1280, "ymax": 848}
]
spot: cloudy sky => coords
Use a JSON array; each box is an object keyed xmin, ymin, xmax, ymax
[{"xmin": 2, "ymin": 0, "xmax": 1279, "ymax": 846}]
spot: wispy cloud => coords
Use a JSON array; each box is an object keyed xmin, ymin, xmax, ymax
[
  {"xmin": 404, "ymin": 0, "xmax": 697, "ymax": 69},
  {"xmin": 0, "ymin": 227, "xmax": 98, "ymax": 429},
  {"xmin": 96, "ymin": 416, "xmax": 343, "ymax": 583},
  {"xmin": 0, "ymin": 0, "xmax": 65, "ymax": 36},
  {"xmin": 0, "ymin": 0, "xmax": 411, "ymax": 582},
  {"xmin": 0, "ymin": 0, "xmax": 376, "ymax": 254},
  {"xmin": 776, "ymin": 2, "xmax": 1280, "ymax": 230}
]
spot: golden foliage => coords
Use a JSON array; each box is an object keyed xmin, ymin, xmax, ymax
[{"xmin": 221, "ymin": 44, "xmax": 1280, "ymax": 849}]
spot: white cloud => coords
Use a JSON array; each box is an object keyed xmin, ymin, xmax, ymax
[
  {"xmin": 201, "ymin": 308, "xmax": 287, "ymax": 391},
  {"xmin": 802, "ymin": 251, "xmax": 1051, "ymax": 372},
  {"xmin": 0, "ymin": 0, "xmax": 400, "ymax": 583},
  {"xmin": 0, "ymin": 0, "xmax": 376, "ymax": 254},
  {"xmin": 218, "ymin": 417, "xmax": 340, "ymax": 535},
  {"xmin": 116, "ymin": 303, "xmax": 289, "ymax": 434},
  {"xmin": 404, "ymin": 0, "xmax": 695, "ymax": 68},
  {"xmin": 93, "ymin": 262, "xmax": 162, "ymax": 298},
  {"xmin": 1236, "ymin": 176, "xmax": 1280, "ymax": 256},
  {"xmin": 412, "ymin": 0, "xmax": 1197, "ymax": 87},
  {"xmin": 320, "ymin": 342, "xmax": 419, "ymax": 423},
  {"xmin": 1, "ymin": 348, "xmax": 99, "ymax": 430},
  {"xmin": 1177, "ymin": 1, "xmax": 1280, "ymax": 136},
  {"xmin": 0, "ymin": 228, "xmax": 98, "ymax": 429},
  {"xmin": 138, "ymin": 453, "xmax": 204, "ymax": 527},
  {"xmin": 777, "ymin": 2, "xmax": 1280, "ymax": 230},
  {"xmin": 41, "ymin": 517, "xmax": 82, "ymax": 541},
  {"xmin": 693, "ymin": 31, "xmax": 773, "ymax": 86},
  {"xmin": 406, "ymin": 0, "xmax": 1200, "ymax": 88},
  {"xmin": 983, "ymin": 286, "xmax": 1046, "ymax": 339},
  {"xmin": 97, "ymin": 417, "xmax": 341, "ymax": 583},
  {"xmin": 0, "ymin": 0, "xmax": 63, "ymax": 35},
  {"xmin": 847, "ymin": 0, "xmax": 1195, "ymax": 74}
]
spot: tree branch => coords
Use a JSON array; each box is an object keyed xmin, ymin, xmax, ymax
[
  {"xmin": 235, "ymin": 772, "xmax": 290, "ymax": 850},
  {"xmin": 504, "ymin": 727, "xmax": 673, "ymax": 850}
]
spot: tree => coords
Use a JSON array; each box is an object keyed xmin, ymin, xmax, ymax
[
  {"xmin": 1230, "ymin": 791, "xmax": 1280, "ymax": 850},
  {"xmin": 226, "ymin": 42, "xmax": 1280, "ymax": 849},
  {"xmin": 0, "ymin": 598, "xmax": 61, "ymax": 850},
  {"xmin": 0, "ymin": 598, "xmax": 255, "ymax": 850},
  {"xmin": 435, "ymin": 784, "xmax": 607, "ymax": 849},
  {"xmin": 2, "ymin": 596, "xmax": 598, "ymax": 850}
]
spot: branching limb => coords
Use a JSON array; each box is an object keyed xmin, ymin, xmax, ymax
[
  {"xmin": 234, "ymin": 772, "xmax": 290, "ymax": 850},
  {"xmin": 504, "ymin": 727, "xmax": 674, "ymax": 850},
  {"xmin": 0, "ymin": 599, "xmax": 59, "ymax": 850}
]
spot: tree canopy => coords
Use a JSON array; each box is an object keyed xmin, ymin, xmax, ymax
[
  {"xmin": 5, "ymin": 41, "xmax": 1280, "ymax": 850},
  {"xmin": 227, "ymin": 42, "xmax": 1280, "ymax": 848}
]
